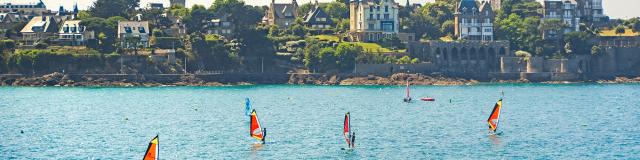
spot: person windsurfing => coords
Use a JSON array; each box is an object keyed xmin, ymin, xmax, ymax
[
  {"xmin": 250, "ymin": 109, "xmax": 266, "ymax": 144},
  {"xmin": 403, "ymin": 80, "xmax": 412, "ymax": 102},
  {"xmin": 487, "ymin": 91, "xmax": 504, "ymax": 135}
]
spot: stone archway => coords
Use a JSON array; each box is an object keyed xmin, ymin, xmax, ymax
[
  {"xmin": 499, "ymin": 47, "xmax": 507, "ymax": 56},
  {"xmin": 451, "ymin": 47, "xmax": 459, "ymax": 61},
  {"xmin": 470, "ymin": 48, "xmax": 478, "ymax": 60},
  {"xmin": 479, "ymin": 47, "xmax": 487, "ymax": 60},
  {"xmin": 461, "ymin": 47, "xmax": 469, "ymax": 61}
]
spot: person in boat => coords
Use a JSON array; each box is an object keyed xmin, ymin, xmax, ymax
[{"xmin": 262, "ymin": 128, "xmax": 267, "ymax": 144}]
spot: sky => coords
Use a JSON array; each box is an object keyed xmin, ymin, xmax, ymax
[{"xmin": 2, "ymin": 0, "xmax": 639, "ymax": 19}]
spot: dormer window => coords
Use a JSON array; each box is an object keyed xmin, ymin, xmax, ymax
[
  {"xmin": 139, "ymin": 27, "xmax": 146, "ymax": 33},
  {"xmin": 125, "ymin": 27, "xmax": 132, "ymax": 33}
]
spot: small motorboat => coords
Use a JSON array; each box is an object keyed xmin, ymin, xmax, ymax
[{"xmin": 421, "ymin": 98, "xmax": 435, "ymax": 101}]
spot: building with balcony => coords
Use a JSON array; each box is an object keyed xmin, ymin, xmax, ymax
[
  {"xmin": 20, "ymin": 15, "xmax": 58, "ymax": 46},
  {"xmin": 206, "ymin": 15, "xmax": 234, "ymax": 38},
  {"xmin": 0, "ymin": 0, "xmax": 47, "ymax": 15},
  {"xmin": 118, "ymin": 21, "xmax": 150, "ymax": 48},
  {"xmin": 575, "ymin": 0, "xmax": 606, "ymax": 24},
  {"xmin": 349, "ymin": 0, "xmax": 400, "ymax": 42},
  {"xmin": 454, "ymin": 0, "xmax": 495, "ymax": 41},
  {"xmin": 58, "ymin": 20, "xmax": 95, "ymax": 46},
  {"xmin": 542, "ymin": 0, "xmax": 580, "ymax": 40}
]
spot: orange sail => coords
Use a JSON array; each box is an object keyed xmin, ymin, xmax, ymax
[
  {"xmin": 343, "ymin": 112, "xmax": 351, "ymax": 147},
  {"xmin": 250, "ymin": 109, "xmax": 263, "ymax": 141},
  {"xmin": 143, "ymin": 135, "xmax": 159, "ymax": 160},
  {"xmin": 487, "ymin": 99, "xmax": 503, "ymax": 132}
]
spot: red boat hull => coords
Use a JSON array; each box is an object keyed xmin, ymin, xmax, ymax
[{"xmin": 421, "ymin": 98, "xmax": 435, "ymax": 101}]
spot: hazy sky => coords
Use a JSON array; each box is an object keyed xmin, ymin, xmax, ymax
[{"xmin": 3, "ymin": 0, "xmax": 638, "ymax": 19}]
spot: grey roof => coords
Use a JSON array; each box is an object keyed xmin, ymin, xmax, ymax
[
  {"xmin": 479, "ymin": 0, "xmax": 492, "ymax": 12},
  {"xmin": 272, "ymin": 3, "xmax": 297, "ymax": 19},
  {"xmin": 303, "ymin": 6, "xmax": 333, "ymax": 25},
  {"xmin": 457, "ymin": 0, "xmax": 479, "ymax": 13},
  {"xmin": 20, "ymin": 16, "xmax": 58, "ymax": 33}
]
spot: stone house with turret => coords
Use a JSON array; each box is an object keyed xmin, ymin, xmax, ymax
[
  {"xmin": 454, "ymin": 0, "xmax": 495, "ymax": 41},
  {"xmin": 264, "ymin": 0, "xmax": 299, "ymax": 29}
]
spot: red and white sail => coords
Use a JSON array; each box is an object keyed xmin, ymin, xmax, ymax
[
  {"xmin": 343, "ymin": 112, "xmax": 351, "ymax": 147},
  {"xmin": 250, "ymin": 109, "xmax": 264, "ymax": 141},
  {"xmin": 487, "ymin": 99, "xmax": 503, "ymax": 132},
  {"xmin": 143, "ymin": 135, "xmax": 159, "ymax": 160}
]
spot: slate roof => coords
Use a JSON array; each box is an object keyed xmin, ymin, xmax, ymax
[
  {"xmin": 20, "ymin": 16, "xmax": 58, "ymax": 33},
  {"xmin": 303, "ymin": 6, "xmax": 334, "ymax": 25},
  {"xmin": 457, "ymin": 0, "xmax": 479, "ymax": 13}
]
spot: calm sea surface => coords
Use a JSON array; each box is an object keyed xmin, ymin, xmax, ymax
[{"xmin": 0, "ymin": 84, "xmax": 639, "ymax": 159}]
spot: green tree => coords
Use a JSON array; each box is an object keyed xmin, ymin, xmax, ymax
[
  {"xmin": 591, "ymin": 46, "xmax": 603, "ymax": 56},
  {"xmin": 183, "ymin": 5, "xmax": 211, "ymax": 33},
  {"xmin": 397, "ymin": 56, "xmax": 412, "ymax": 64},
  {"xmin": 615, "ymin": 25, "xmax": 626, "ymax": 35},
  {"xmin": 334, "ymin": 43, "xmax": 362, "ymax": 71},
  {"xmin": 563, "ymin": 31, "xmax": 592, "ymax": 55},
  {"xmin": 318, "ymin": 47, "xmax": 336, "ymax": 71},
  {"xmin": 89, "ymin": 0, "xmax": 139, "ymax": 18}
]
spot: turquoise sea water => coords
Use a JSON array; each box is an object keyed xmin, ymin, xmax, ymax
[{"xmin": 0, "ymin": 84, "xmax": 639, "ymax": 159}]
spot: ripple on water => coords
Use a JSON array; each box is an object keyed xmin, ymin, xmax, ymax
[{"xmin": 0, "ymin": 84, "xmax": 638, "ymax": 159}]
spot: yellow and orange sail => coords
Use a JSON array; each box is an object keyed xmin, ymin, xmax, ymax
[
  {"xmin": 143, "ymin": 135, "xmax": 159, "ymax": 160},
  {"xmin": 487, "ymin": 99, "xmax": 503, "ymax": 132},
  {"xmin": 250, "ymin": 109, "xmax": 263, "ymax": 141},
  {"xmin": 343, "ymin": 112, "xmax": 351, "ymax": 147}
]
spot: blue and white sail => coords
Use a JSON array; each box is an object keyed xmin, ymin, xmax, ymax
[{"xmin": 245, "ymin": 98, "xmax": 252, "ymax": 116}]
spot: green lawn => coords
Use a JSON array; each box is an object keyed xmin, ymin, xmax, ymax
[
  {"xmin": 312, "ymin": 35, "xmax": 405, "ymax": 53},
  {"xmin": 313, "ymin": 35, "xmax": 340, "ymax": 42}
]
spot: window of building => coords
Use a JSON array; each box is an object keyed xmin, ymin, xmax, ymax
[
  {"xmin": 370, "ymin": 7, "xmax": 373, "ymax": 12},
  {"xmin": 377, "ymin": 14, "xmax": 380, "ymax": 20},
  {"xmin": 370, "ymin": 14, "xmax": 373, "ymax": 19},
  {"xmin": 368, "ymin": 23, "xmax": 374, "ymax": 29},
  {"xmin": 384, "ymin": 14, "xmax": 389, "ymax": 20},
  {"xmin": 385, "ymin": 6, "xmax": 388, "ymax": 12}
]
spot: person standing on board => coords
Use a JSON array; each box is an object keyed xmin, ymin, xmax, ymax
[
  {"xmin": 262, "ymin": 128, "xmax": 267, "ymax": 144},
  {"xmin": 351, "ymin": 132, "xmax": 356, "ymax": 148}
]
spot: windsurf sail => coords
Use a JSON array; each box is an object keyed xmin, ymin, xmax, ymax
[
  {"xmin": 245, "ymin": 98, "xmax": 252, "ymax": 116},
  {"xmin": 250, "ymin": 109, "xmax": 264, "ymax": 141},
  {"xmin": 143, "ymin": 135, "xmax": 159, "ymax": 160},
  {"xmin": 487, "ymin": 99, "xmax": 503, "ymax": 132},
  {"xmin": 406, "ymin": 80, "xmax": 410, "ymax": 99},
  {"xmin": 343, "ymin": 112, "xmax": 351, "ymax": 147}
]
